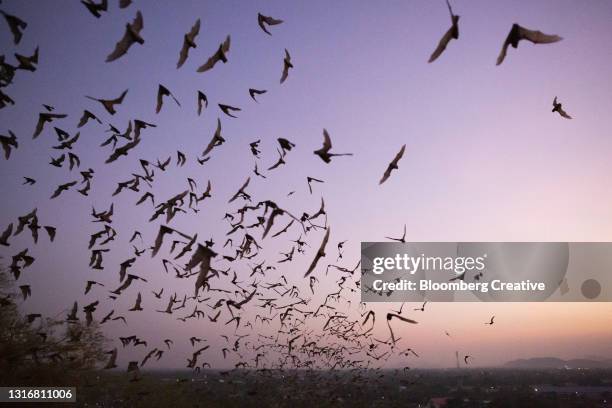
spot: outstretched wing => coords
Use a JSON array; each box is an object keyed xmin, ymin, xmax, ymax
[
  {"xmin": 558, "ymin": 107, "xmax": 572, "ymax": 119},
  {"xmin": 258, "ymin": 13, "xmax": 283, "ymax": 35},
  {"xmin": 518, "ymin": 26, "xmax": 562, "ymax": 44},
  {"xmin": 197, "ymin": 36, "xmax": 230, "ymax": 73},
  {"xmin": 202, "ymin": 118, "xmax": 222, "ymax": 157},
  {"xmin": 280, "ymin": 49, "xmax": 291, "ymax": 83},
  {"xmin": 305, "ymin": 227, "xmax": 330, "ymax": 277},
  {"xmin": 429, "ymin": 25, "xmax": 455, "ymax": 63},
  {"xmin": 106, "ymin": 27, "xmax": 133, "ymax": 62},
  {"xmin": 152, "ymin": 225, "xmax": 175, "ymax": 257},
  {"xmin": 197, "ymin": 49, "xmax": 221, "ymax": 72},
  {"xmin": 322, "ymin": 129, "xmax": 332, "ymax": 151},
  {"xmin": 262, "ymin": 14, "xmax": 283, "ymax": 26},
  {"xmin": 177, "ymin": 40, "xmax": 190, "ymax": 69},
  {"xmin": 257, "ymin": 14, "xmax": 271, "ymax": 35},
  {"xmin": 2, "ymin": 11, "xmax": 27, "ymax": 44},
  {"xmin": 388, "ymin": 313, "xmax": 418, "ymax": 324},
  {"xmin": 106, "ymin": 11, "xmax": 143, "ymax": 62},
  {"xmin": 177, "ymin": 19, "xmax": 200, "ymax": 68},
  {"xmin": 379, "ymin": 164, "xmax": 393, "ymax": 185},
  {"xmin": 185, "ymin": 18, "xmax": 201, "ymax": 43},
  {"xmin": 496, "ymin": 30, "xmax": 512, "ymax": 66},
  {"xmin": 445, "ymin": 0, "xmax": 454, "ymax": 20},
  {"xmin": 280, "ymin": 65, "xmax": 289, "ymax": 83},
  {"xmin": 391, "ymin": 144, "xmax": 406, "ymax": 166},
  {"xmin": 156, "ymin": 86, "xmax": 164, "ymax": 113}
]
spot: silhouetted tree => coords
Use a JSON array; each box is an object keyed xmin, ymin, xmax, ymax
[{"xmin": 0, "ymin": 269, "xmax": 107, "ymax": 385}]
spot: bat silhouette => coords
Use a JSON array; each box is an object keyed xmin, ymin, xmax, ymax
[
  {"xmin": 106, "ymin": 11, "xmax": 144, "ymax": 62},
  {"xmin": 177, "ymin": 18, "xmax": 200, "ymax": 68},
  {"xmin": 496, "ymin": 23, "xmax": 562, "ymax": 66},
  {"xmin": 379, "ymin": 144, "xmax": 406, "ymax": 185}
]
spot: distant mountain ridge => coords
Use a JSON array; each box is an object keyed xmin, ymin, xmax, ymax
[{"xmin": 505, "ymin": 357, "xmax": 612, "ymax": 369}]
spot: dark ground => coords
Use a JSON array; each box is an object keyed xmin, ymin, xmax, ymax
[{"xmin": 9, "ymin": 367, "xmax": 609, "ymax": 407}]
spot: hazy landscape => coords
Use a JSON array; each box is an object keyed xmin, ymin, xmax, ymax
[{"xmin": 50, "ymin": 368, "xmax": 612, "ymax": 407}]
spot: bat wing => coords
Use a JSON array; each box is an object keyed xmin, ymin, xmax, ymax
[
  {"xmin": 176, "ymin": 19, "xmax": 199, "ymax": 68},
  {"xmin": 50, "ymin": 185, "xmax": 63, "ymax": 199},
  {"xmin": 113, "ymin": 279, "xmax": 130, "ymax": 294},
  {"xmin": 202, "ymin": 121, "xmax": 221, "ymax": 157},
  {"xmin": 236, "ymin": 177, "xmax": 250, "ymax": 194},
  {"xmin": 131, "ymin": 10, "xmax": 144, "ymax": 33},
  {"xmin": 105, "ymin": 145, "xmax": 125, "ymax": 163},
  {"xmin": 155, "ymin": 86, "xmax": 164, "ymax": 113},
  {"xmin": 197, "ymin": 92, "xmax": 206, "ymax": 115},
  {"xmin": 152, "ymin": 225, "xmax": 174, "ymax": 257},
  {"xmin": 257, "ymin": 14, "xmax": 271, "ymax": 35},
  {"xmin": 392, "ymin": 314, "xmax": 418, "ymax": 324},
  {"xmin": 177, "ymin": 40, "xmax": 190, "ymax": 68},
  {"xmin": 1, "ymin": 223, "xmax": 13, "ymax": 242},
  {"xmin": 496, "ymin": 36, "xmax": 511, "ymax": 65},
  {"xmin": 197, "ymin": 36, "xmax": 229, "ymax": 73},
  {"xmin": 197, "ymin": 50, "xmax": 221, "ymax": 73},
  {"xmin": 221, "ymin": 35, "xmax": 231, "ymax": 53},
  {"xmin": 258, "ymin": 14, "xmax": 283, "ymax": 35},
  {"xmin": 202, "ymin": 138, "xmax": 215, "ymax": 157},
  {"xmin": 106, "ymin": 27, "xmax": 134, "ymax": 62},
  {"xmin": 194, "ymin": 248, "xmax": 216, "ymax": 295},
  {"xmin": 445, "ymin": 0, "xmax": 454, "ymax": 19},
  {"xmin": 106, "ymin": 138, "xmax": 140, "ymax": 163},
  {"xmin": 280, "ymin": 64, "xmax": 289, "ymax": 83},
  {"xmin": 33, "ymin": 115, "xmax": 45, "ymax": 138},
  {"xmin": 280, "ymin": 50, "xmax": 291, "ymax": 83},
  {"xmin": 305, "ymin": 227, "xmax": 330, "ymax": 277},
  {"xmin": 187, "ymin": 19, "xmax": 201, "ymax": 41},
  {"xmin": 2, "ymin": 12, "xmax": 27, "ymax": 44},
  {"xmin": 379, "ymin": 165, "xmax": 393, "ymax": 185},
  {"xmin": 262, "ymin": 211, "xmax": 278, "ymax": 239},
  {"xmin": 112, "ymin": 89, "xmax": 128, "ymax": 105},
  {"xmin": 304, "ymin": 253, "xmax": 320, "ymax": 278},
  {"xmin": 518, "ymin": 26, "xmax": 562, "ymax": 44},
  {"xmin": 106, "ymin": 12, "xmax": 143, "ymax": 62},
  {"xmin": 428, "ymin": 25, "xmax": 455, "ymax": 63},
  {"xmin": 322, "ymin": 129, "xmax": 332, "ymax": 151},
  {"xmin": 391, "ymin": 144, "xmax": 406, "ymax": 165},
  {"xmin": 77, "ymin": 111, "xmax": 89, "ymax": 127},
  {"xmin": 263, "ymin": 15, "xmax": 283, "ymax": 26},
  {"xmin": 558, "ymin": 108, "xmax": 572, "ymax": 119}
]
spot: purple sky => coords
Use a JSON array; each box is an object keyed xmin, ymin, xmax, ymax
[{"xmin": 1, "ymin": 0, "xmax": 612, "ymax": 369}]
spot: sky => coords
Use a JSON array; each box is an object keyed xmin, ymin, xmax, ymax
[{"xmin": 1, "ymin": 0, "xmax": 612, "ymax": 369}]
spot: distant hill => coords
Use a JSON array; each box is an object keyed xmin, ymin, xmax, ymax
[{"xmin": 505, "ymin": 357, "xmax": 612, "ymax": 369}]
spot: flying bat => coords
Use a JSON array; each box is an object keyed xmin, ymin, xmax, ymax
[
  {"xmin": 496, "ymin": 23, "xmax": 562, "ymax": 66},
  {"xmin": 379, "ymin": 144, "xmax": 406, "ymax": 185},
  {"xmin": 106, "ymin": 11, "xmax": 144, "ymax": 62}
]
